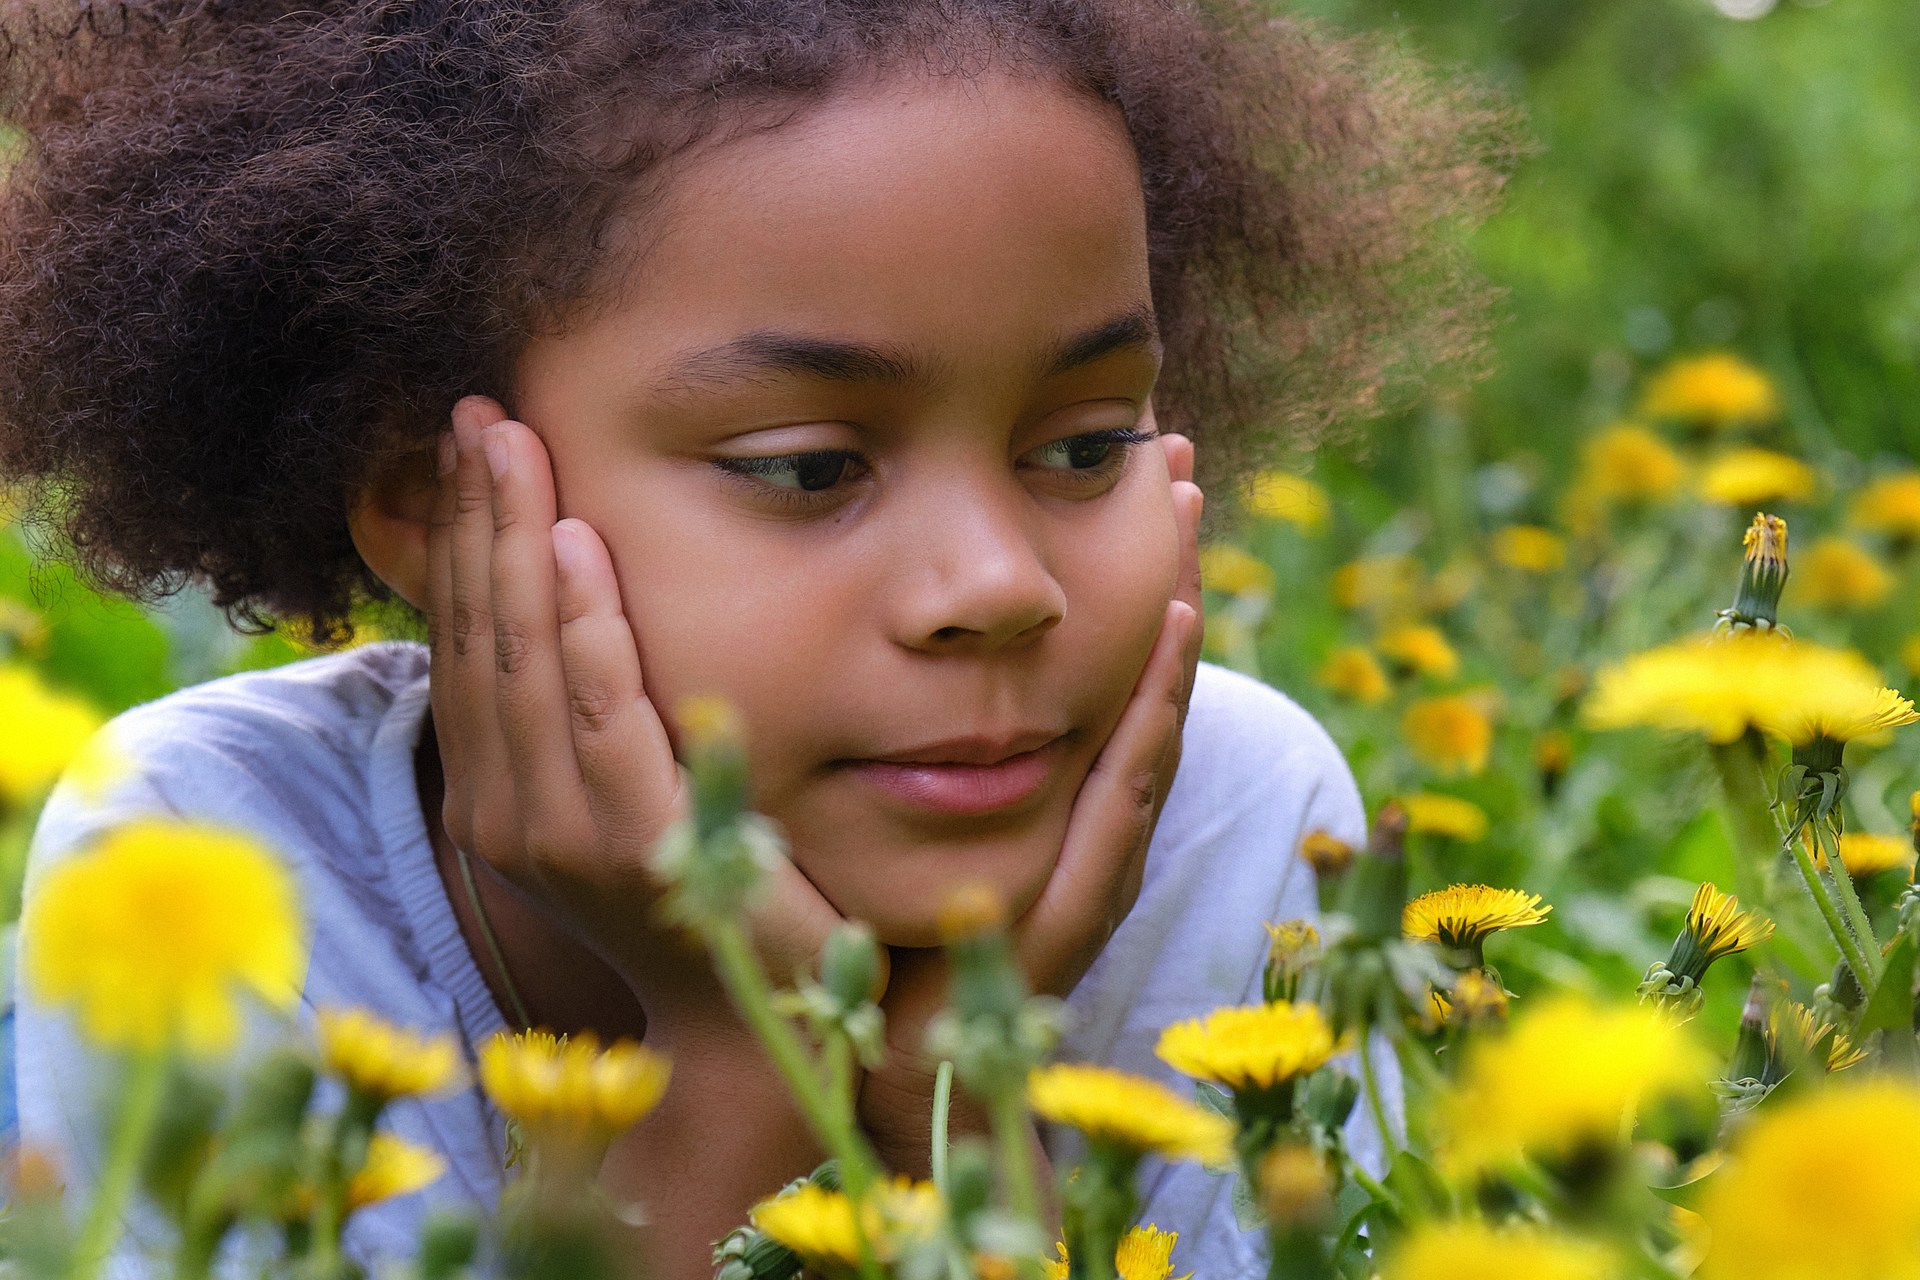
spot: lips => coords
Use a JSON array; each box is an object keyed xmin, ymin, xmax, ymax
[
  {"xmin": 862, "ymin": 729, "xmax": 1065, "ymax": 767},
  {"xmin": 847, "ymin": 733, "xmax": 1066, "ymax": 816}
]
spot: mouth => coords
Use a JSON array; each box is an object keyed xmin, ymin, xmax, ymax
[{"xmin": 841, "ymin": 733, "xmax": 1068, "ymax": 817}]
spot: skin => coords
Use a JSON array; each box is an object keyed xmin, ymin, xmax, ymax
[{"xmin": 350, "ymin": 69, "xmax": 1203, "ymax": 1278}]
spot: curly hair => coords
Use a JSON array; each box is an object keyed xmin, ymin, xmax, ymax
[{"xmin": 0, "ymin": 0, "xmax": 1515, "ymax": 642}]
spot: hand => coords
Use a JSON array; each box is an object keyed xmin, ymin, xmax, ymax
[{"xmin": 426, "ymin": 396, "xmax": 846, "ymax": 1035}]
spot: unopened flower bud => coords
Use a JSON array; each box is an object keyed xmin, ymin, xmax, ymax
[
  {"xmin": 1299, "ymin": 830, "xmax": 1354, "ymax": 882},
  {"xmin": 1259, "ymin": 1144, "xmax": 1333, "ymax": 1229},
  {"xmin": 820, "ymin": 922, "xmax": 883, "ymax": 1010},
  {"xmin": 1721, "ymin": 512, "xmax": 1788, "ymax": 630},
  {"xmin": 936, "ymin": 881, "xmax": 1007, "ymax": 943}
]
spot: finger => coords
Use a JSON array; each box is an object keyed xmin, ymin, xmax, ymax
[
  {"xmin": 551, "ymin": 517, "xmax": 685, "ymax": 839},
  {"xmin": 1172, "ymin": 478, "xmax": 1204, "ymax": 714},
  {"xmin": 1017, "ymin": 599, "xmax": 1196, "ymax": 993},
  {"xmin": 484, "ymin": 420, "xmax": 594, "ymax": 847},
  {"xmin": 1158, "ymin": 432, "xmax": 1194, "ymax": 487}
]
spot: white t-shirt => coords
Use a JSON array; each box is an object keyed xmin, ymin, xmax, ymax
[{"xmin": 14, "ymin": 643, "xmax": 1386, "ymax": 1279}]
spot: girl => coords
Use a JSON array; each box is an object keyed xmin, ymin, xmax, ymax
[{"xmin": 0, "ymin": 2, "xmax": 1505, "ymax": 1275}]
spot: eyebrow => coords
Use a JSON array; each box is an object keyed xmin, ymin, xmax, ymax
[{"xmin": 652, "ymin": 304, "xmax": 1161, "ymax": 396}]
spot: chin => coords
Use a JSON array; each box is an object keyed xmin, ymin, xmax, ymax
[{"xmin": 794, "ymin": 836, "xmax": 1057, "ymax": 950}]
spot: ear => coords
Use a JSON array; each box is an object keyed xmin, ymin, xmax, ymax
[{"xmin": 346, "ymin": 440, "xmax": 439, "ymax": 611}]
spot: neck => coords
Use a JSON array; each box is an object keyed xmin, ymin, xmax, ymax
[{"xmin": 415, "ymin": 719, "xmax": 648, "ymax": 1042}]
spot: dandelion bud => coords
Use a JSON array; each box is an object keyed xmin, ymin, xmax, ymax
[
  {"xmin": 1533, "ymin": 729, "xmax": 1573, "ymax": 798},
  {"xmin": 1340, "ymin": 803, "xmax": 1409, "ymax": 943},
  {"xmin": 1299, "ymin": 829, "xmax": 1354, "ymax": 882},
  {"xmin": 1910, "ymin": 789, "xmax": 1920, "ymax": 862},
  {"xmin": 1445, "ymin": 969, "xmax": 1510, "ymax": 1027},
  {"xmin": 820, "ymin": 922, "xmax": 883, "ymax": 1010},
  {"xmin": 1722, "ymin": 512, "xmax": 1788, "ymax": 630},
  {"xmin": 1666, "ymin": 883, "xmax": 1773, "ymax": 990},
  {"xmin": 935, "ymin": 880, "xmax": 1007, "ymax": 943},
  {"xmin": 1259, "ymin": 1144, "xmax": 1334, "ymax": 1229}
]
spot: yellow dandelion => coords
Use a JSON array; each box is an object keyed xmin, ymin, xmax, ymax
[
  {"xmin": 1769, "ymin": 1001, "xmax": 1868, "ymax": 1074},
  {"xmin": 1422, "ymin": 560, "xmax": 1479, "ymax": 613},
  {"xmin": 22, "ymin": 819, "xmax": 305, "ymax": 1055},
  {"xmin": 1640, "ymin": 353, "xmax": 1780, "ymax": 430},
  {"xmin": 1377, "ymin": 624, "xmax": 1459, "ymax": 680},
  {"xmin": 1824, "ymin": 831, "xmax": 1915, "ymax": 878},
  {"xmin": 1901, "ymin": 634, "xmax": 1920, "ymax": 679},
  {"xmin": 1316, "ymin": 645, "xmax": 1389, "ymax": 705},
  {"xmin": 1259, "ymin": 1145, "xmax": 1334, "ymax": 1227},
  {"xmin": 1433, "ymin": 969, "xmax": 1510, "ymax": 1027},
  {"xmin": 1849, "ymin": 471, "xmax": 1920, "ymax": 538},
  {"xmin": 1403, "ymin": 885, "xmax": 1550, "ymax": 952},
  {"xmin": 1043, "ymin": 1226, "xmax": 1191, "ymax": 1280},
  {"xmin": 751, "ymin": 1178, "xmax": 939, "ymax": 1268},
  {"xmin": 1399, "ymin": 793, "xmax": 1489, "ymax": 843},
  {"xmin": 1331, "ymin": 554, "xmax": 1420, "ymax": 612},
  {"xmin": 1699, "ymin": 1079, "xmax": 1920, "ymax": 1280},
  {"xmin": 1244, "ymin": 470, "xmax": 1330, "ymax": 533},
  {"xmin": 1199, "ymin": 544, "xmax": 1275, "ymax": 599},
  {"xmin": 1490, "ymin": 525, "xmax": 1566, "ymax": 573},
  {"xmin": 346, "ymin": 1132, "xmax": 446, "ymax": 1210},
  {"xmin": 1580, "ymin": 422, "xmax": 1686, "ymax": 503},
  {"xmin": 1792, "ymin": 537, "xmax": 1892, "ymax": 611},
  {"xmin": 1698, "ymin": 448, "xmax": 1816, "ymax": 506},
  {"xmin": 1027, "ymin": 1064, "xmax": 1233, "ymax": 1165},
  {"xmin": 1402, "ymin": 694, "xmax": 1494, "ymax": 776},
  {"xmin": 478, "ymin": 1030, "xmax": 670, "ymax": 1147},
  {"xmin": 1264, "ymin": 920, "xmax": 1323, "ymax": 977},
  {"xmin": 1297, "ymin": 831, "xmax": 1354, "ymax": 880},
  {"xmin": 1778, "ymin": 681, "xmax": 1918, "ymax": 752},
  {"xmin": 1155, "ymin": 1001, "xmax": 1341, "ymax": 1094},
  {"xmin": 0, "ymin": 665, "xmax": 104, "ymax": 805},
  {"xmin": 1383, "ymin": 1220, "xmax": 1619, "ymax": 1280},
  {"xmin": 1533, "ymin": 729, "xmax": 1573, "ymax": 779},
  {"xmin": 1683, "ymin": 882, "xmax": 1773, "ymax": 967},
  {"xmin": 315, "ymin": 1006, "xmax": 461, "ymax": 1101},
  {"xmin": 1439, "ymin": 995, "xmax": 1713, "ymax": 1177}
]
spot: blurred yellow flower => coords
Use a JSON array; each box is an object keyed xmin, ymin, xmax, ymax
[
  {"xmin": 1382, "ymin": 1220, "xmax": 1618, "ymax": 1280},
  {"xmin": 1399, "ymin": 793, "xmax": 1489, "ymax": 843},
  {"xmin": 1402, "ymin": 694, "xmax": 1494, "ymax": 775},
  {"xmin": 1822, "ymin": 832, "xmax": 1915, "ymax": 879},
  {"xmin": 1027, "ymin": 1064, "xmax": 1233, "ymax": 1165},
  {"xmin": 1532, "ymin": 729, "xmax": 1574, "ymax": 779},
  {"xmin": 1264, "ymin": 919, "xmax": 1323, "ymax": 984},
  {"xmin": 1792, "ymin": 536, "xmax": 1892, "ymax": 611},
  {"xmin": 1155, "ymin": 1001, "xmax": 1340, "ymax": 1093},
  {"xmin": 1431, "ymin": 969, "xmax": 1510, "ymax": 1028},
  {"xmin": 1297, "ymin": 831, "xmax": 1354, "ymax": 880},
  {"xmin": 1199, "ymin": 544, "xmax": 1275, "ymax": 599},
  {"xmin": 0, "ymin": 665, "xmax": 104, "ymax": 805},
  {"xmin": 1699, "ymin": 1079, "xmax": 1920, "ymax": 1280},
  {"xmin": 752, "ymin": 1178, "xmax": 940, "ymax": 1268},
  {"xmin": 478, "ymin": 1030, "xmax": 670, "ymax": 1147},
  {"xmin": 1697, "ymin": 448, "xmax": 1815, "ymax": 506},
  {"xmin": 1244, "ymin": 470, "xmax": 1330, "ymax": 533},
  {"xmin": 1404, "ymin": 885, "xmax": 1550, "ymax": 951},
  {"xmin": 1640, "ymin": 353, "xmax": 1779, "ymax": 430},
  {"xmin": 1044, "ymin": 1225, "xmax": 1191, "ymax": 1280},
  {"xmin": 1490, "ymin": 525, "xmax": 1566, "ymax": 573},
  {"xmin": 346, "ymin": 1132, "xmax": 446, "ymax": 1210},
  {"xmin": 21, "ymin": 819, "xmax": 305, "ymax": 1055},
  {"xmin": 1331, "ymin": 554, "xmax": 1419, "ymax": 612},
  {"xmin": 1848, "ymin": 471, "xmax": 1920, "ymax": 538},
  {"xmin": 315, "ymin": 1006, "xmax": 461, "ymax": 1101},
  {"xmin": 1902, "ymin": 634, "xmax": 1920, "ymax": 679},
  {"xmin": 1580, "ymin": 422, "xmax": 1686, "ymax": 502},
  {"xmin": 1316, "ymin": 646, "xmax": 1389, "ymax": 704},
  {"xmin": 1377, "ymin": 624, "xmax": 1459, "ymax": 680},
  {"xmin": 1439, "ymin": 995, "xmax": 1713, "ymax": 1177},
  {"xmin": 1769, "ymin": 1001, "xmax": 1868, "ymax": 1074}
]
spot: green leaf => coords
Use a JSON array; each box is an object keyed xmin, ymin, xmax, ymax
[{"xmin": 1856, "ymin": 930, "xmax": 1917, "ymax": 1038}]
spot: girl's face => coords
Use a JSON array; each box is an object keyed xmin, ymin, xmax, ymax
[{"xmin": 511, "ymin": 71, "xmax": 1180, "ymax": 946}]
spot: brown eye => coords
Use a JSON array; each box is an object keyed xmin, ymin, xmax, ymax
[{"xmin": 716, "ymin": 450, "xmax": 860, "ymax": 492}]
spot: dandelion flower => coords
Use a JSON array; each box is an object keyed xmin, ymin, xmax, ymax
[
  {"xmin": 1331, "ymin": 554, "xmax": 1419, "ymax": 612},
  {"xmin": 1377, "ymin": 624, "xmax": 1459, "ymax": 680},
  {"xmin": 1403, "ymin": 885, "xmax": 1550, "ymax": 955},
  {"xmin": 0, "ymin": 665, "xmax": 103, "ymax": 805},
  {"xmin": 1439, "ymin": 995, "xmax": 1712, "ymax": 1177},
  {"xmin": 1027, "ymin": 1064, "xmax": 1233, "ymax": 1165},
  {"xmin": 751, "ymin": 1177, "xmax": 940, "ymax": 1270},
  {"xmin": 346, "ymin": 1132, "xmax": 446, "ymax": 1210},
  {"xmin": 1383, "ymin": 1220, "xmax": 1619, "ymax": 1280},
  {"xmin": 1698, "ymin": 448, "xmax": 1815, "ymax": 506},
  {"xmin": 1297, "ymin": 831, "xmax": 1354, "ymax": 880},
  {"xmin": 478, "ymin": 1030, "xmax": 670, "ymax": 1147},
  {"xmin": 1677, "ymin": 882, "xmax": 1773, "ymax": 973},
  {"xmin": 1431, "ymin": 969, "xmax": 1509, "ymax": 1028},
  {"xmin": 1792, "ymin": 537, "xmax": 1892, "ymax": 611},
  {"xmin": 1640, "ymin": 353, "xmax": 1779, "ymax": 430},
  {"xmin": 1399, "ymin": 793, "xmax": 1489, "ymax": 843},
  {"xmin": 1580, "ymin": 423, "xmax": 1686, "ymax": 502},
  {"xmin": 1490, "ymin": 525, "xmax": 1566, "ymax": 573},
  {"xmin": 1043, "ymin": 1225, "xmax": 1191, "ymax": 1280},
  {"xmin": 1199, "ymin": 544, "xmax": 1275, "ymax": 599},
  {"xmin": 1699, "ymin": 1079, "xmax": 1920, "ymax": 1280},
  {"xmin": 22, "ymin": 819, "xmax": 305, "ymax": 1054},
  {"xmin": 1402, "ymin": 695, "xmax": 1494, "ymax": 776},
  {"xmin": 1155, "ymin": 1001, "xmax": 1340, "ymax": 1094},
  {"xmin": 1824, "ymin": 832, "xmax": 1915, "ymax": 879},
  {"xmin": 1849, "ymin": 471, "xmax": 1920, "ymax": 538},
  {"xmin": 1316, "ymin": 646, "xmax": 1389, "ymax": 704},
  {"xmin": 1769, "ymin": 1001, "xmax": 1868, "ymax": 1074},
  {"xmin": 1244, "ymin": 471, "xmax": 1330, "ymax": 533},
  {"xmin": 315, "ymin": 1006, "xmax": 461, "ymax": 1101}
]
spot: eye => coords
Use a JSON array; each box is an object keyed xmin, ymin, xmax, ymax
[
  {"xmin": 1024, "ymin": 426, "xmax": 1158, "ymax": 482},
  {"xmin": 712, "ymin": 449, "xmax": 867, "ymax": 510}
]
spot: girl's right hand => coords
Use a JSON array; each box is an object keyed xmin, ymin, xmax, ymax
[{"xmin": 426, "ymin": 396, "xmax": 849, "ymax": 1034}]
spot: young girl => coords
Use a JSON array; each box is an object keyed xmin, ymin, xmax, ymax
[{"xmin": 0, "ymin": 1, "xmax": 1503, "ymax": 1275}]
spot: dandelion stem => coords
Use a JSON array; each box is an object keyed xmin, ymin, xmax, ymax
[
  {"xmin": 988, "ymin": 1088, "xmax": 1044, "ymax": 1232},
  {"xmin": 69, "ymin": 1046, "xmax": 168, "ymax": 1280},
  {"xmin": 931, "ymin": 1060, "xmax": 954, "ymax": 1194},
  {"xmin": 1810, "ymin": 817, "xmax": 1881, "ymax": 985},
  {"xmin": 1784, "ymin": 822, "xmax": 1877, "ymax": 991},
  {"xmin": 1358, "ymin": 1033, "xmax": 1398, "ymax": 1159}
]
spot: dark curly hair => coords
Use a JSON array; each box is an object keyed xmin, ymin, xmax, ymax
[{"xmin": 0, "ymin": 0, "xmax": 1515, "ymax": 642}]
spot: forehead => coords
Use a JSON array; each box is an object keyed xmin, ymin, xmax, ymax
[{"xmin": 570, "ymin": 71, "xmax": 1152, "ymax": 383}]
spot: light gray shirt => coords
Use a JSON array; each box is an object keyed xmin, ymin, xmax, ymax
[{"xmin": 15, "ymin": 643, "xmax": 1385, "ymax": 1279}]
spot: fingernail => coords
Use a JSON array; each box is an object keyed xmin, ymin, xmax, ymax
[
  {"xmin": 436, "ymin": 432, "xmax": 456, "ymax": 477},
  {"xmin": 482, "ymin": 425, "xmax": 509, "ymax": 481}
]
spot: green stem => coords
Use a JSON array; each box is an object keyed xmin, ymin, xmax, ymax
[
  {"xmin": 931, "ymin": 1060, "xmax": 954, "ymax": 1195},
  {"xmin": 988, "ymin": 1089, "xmax": 1043, "ymax": 1230},
  {"xmin": 1358, "ymin": 1035, "xmax": 1397, "ymax": 1160},
  {"xmin": 1785, "ymin": 824, "xmax": 1876, "ymax": 991},
  {"xmin": 68, "ymin": 1047, "xmax": 168, "ymax": 1280},
  {"xmin": 1812, "ymin": 818, "xmax": 1881, "ymax": 982},
  {"xmin": 1707, "ymin": 741, "xmax": 1777, "ymax": 908}
]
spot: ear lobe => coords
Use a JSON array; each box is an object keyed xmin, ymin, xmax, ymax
[{"xmin": 346, "ymin": 444, "xmax": 437, "ymax": 611}]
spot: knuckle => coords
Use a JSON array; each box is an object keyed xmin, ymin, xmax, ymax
[
  {"xmin": 449, "ymin": 604, "xmax": 489, "ymax": 658},
  {"xmin": 568, "ymin": 680, "xmax": 622, "ymax": 735},
  {"xmin": 493, "ymin": 620, "xmax": 537, "ymax": 676},
  {"xmin": 1125, "ymin": 768, "xmax": 1159, "ymax": 816},
  {"xmin": 454, "ymin": 475, "xmax": 491, "ymax": 518}
]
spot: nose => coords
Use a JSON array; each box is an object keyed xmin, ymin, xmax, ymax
[{"xmin": 889, "ymin": 473, "xmax": 1067, "ymax": 654}]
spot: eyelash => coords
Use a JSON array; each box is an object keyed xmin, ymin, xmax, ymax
[{"xmin": 713, "ymin": 426, "xmax": 1159, "ymax": 513}]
